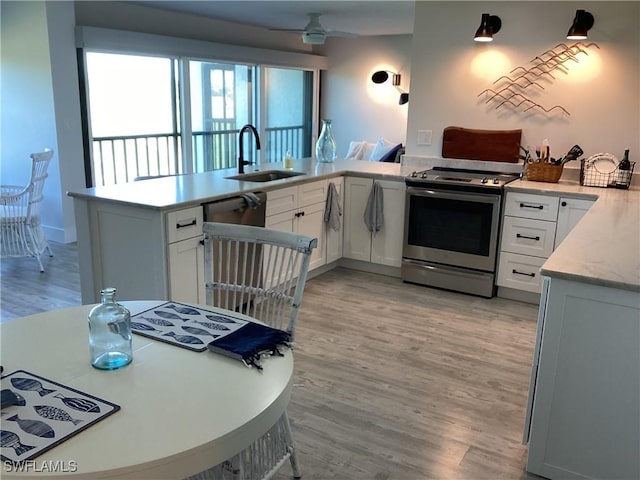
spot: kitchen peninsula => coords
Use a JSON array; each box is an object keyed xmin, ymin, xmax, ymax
[{"xmin": 68, "ymin": 158, "xmax": 409, "ymax": 304}]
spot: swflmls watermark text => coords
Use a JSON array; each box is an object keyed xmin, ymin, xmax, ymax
[{"xmin": 3, "ymin": 460, "xmax": 78, "ymax": 473}]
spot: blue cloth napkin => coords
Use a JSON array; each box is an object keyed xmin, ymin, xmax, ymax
[{"xmin": 207, "ymin": 322, "xmax": 290, "ymax": 370}]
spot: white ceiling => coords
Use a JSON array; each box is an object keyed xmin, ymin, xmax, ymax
[{"xmin": 132, "ymin": 1, "xmax": 415, "ymax": 36}]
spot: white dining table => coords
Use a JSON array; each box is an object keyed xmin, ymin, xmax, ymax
[{"xmin": 0, "ymin": 301, "xmax": 293, "ymax": 479}]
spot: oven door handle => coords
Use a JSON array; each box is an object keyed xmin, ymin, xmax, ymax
[{"xmin": 406, "ymin": 186, "xmax": 500, "ymax": 204}]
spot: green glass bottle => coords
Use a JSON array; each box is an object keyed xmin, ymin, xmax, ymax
[{"xmin": 616, "ymin": 148, "xmax": 631, "ymax": 189}]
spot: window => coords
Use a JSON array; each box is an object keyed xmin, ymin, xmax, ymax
[
  {"xmin": 82, "ymin": 52, "xmax": 317, "ymax": 187},
  {"xmin": 85, "ymin": 52, "xmax": 181, "ymax": 186}
]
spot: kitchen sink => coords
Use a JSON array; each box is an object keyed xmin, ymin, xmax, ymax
[{"xmin": 225, "ymin": 170, "xmax": 306, "ymax": 182}]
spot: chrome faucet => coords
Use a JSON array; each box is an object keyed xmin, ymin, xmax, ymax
[{"xmin": 238, "ymin": 124, "xmax": 261, "ymax": 174}]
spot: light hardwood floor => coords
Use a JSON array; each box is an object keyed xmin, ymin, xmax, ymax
[{"xmin": 1, "ymin": 243, "xmax": 540, "ymax": 479}]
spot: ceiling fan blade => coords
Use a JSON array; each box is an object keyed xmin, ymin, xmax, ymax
[{"xmin": 325, "ymin": 31, "xmax": 359, "ymax": 38}]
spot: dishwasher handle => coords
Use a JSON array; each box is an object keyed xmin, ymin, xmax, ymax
[{"xmin": 203, "ymin": 192, "xmax": 266, "ymax": 224}]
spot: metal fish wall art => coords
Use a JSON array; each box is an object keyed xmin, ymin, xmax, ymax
[
  {"xmin": 0, "ymin": 430, "xmax": 36, "ymax": 456},
  {"xmin": 6, "ymin": 414, "xmax": 55, "ymax": 439},
  {"xmin": 33, "ymin": 405, "xmax": 83, "ymax": 426},
  {"xmin": 10, "ymin": 378, "xmax": 55, "ymax": 397},
  {"xmin": 54, "ymin": 393, "xmax": 101, "ymax": 413}
]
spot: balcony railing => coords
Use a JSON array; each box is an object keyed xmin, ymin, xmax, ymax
[{"xmin": 91, "ymin": 125, "xmax": 308, "ymax": 187}]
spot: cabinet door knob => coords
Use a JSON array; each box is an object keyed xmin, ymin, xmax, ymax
[{"xmin": 561, "ymin": 201, "xmax": 567, "ymax": 207}]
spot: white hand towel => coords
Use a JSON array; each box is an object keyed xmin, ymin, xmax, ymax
[
  {"xmin": 364, "ymin": 181, "xmax": 384, "ymax": 234},
  {"xmin": 323, "ymin": 182, "xmax": 342, "ymax": 231}
]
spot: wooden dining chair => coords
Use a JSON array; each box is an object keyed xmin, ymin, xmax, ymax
[
  {"xmin": 191, "ymin": 221, "xmax": 318, "ymax": 480},
  {"xmin": 0, "ymin": 149, "xmax": 54, "ymax": 272}
]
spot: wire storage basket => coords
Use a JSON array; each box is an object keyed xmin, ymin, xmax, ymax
[
  {"xmin": 525, "ymin": 162, "xmax": 564, "ymax": 183},
  {"xmin": 580, "ymin": 155, "xmax": 635, "ymax": 189}
]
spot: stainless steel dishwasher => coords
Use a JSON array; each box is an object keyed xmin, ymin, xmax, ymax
[
  {"xmin": 202, "ymin": 192, "xmax": 267, "ymax": 308},
  {"xmin": 202, "ymin": 192, "xmax": 266, "ymax": 226}
]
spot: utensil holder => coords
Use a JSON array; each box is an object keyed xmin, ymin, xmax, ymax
[{"xmin": 525, "ymin": 162, "xmax": 563, "ymax": 183}]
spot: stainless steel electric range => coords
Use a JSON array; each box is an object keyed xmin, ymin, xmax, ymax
[{"xmin": 402, "ymin": 167, "xmax": 520, "ymax": 298}]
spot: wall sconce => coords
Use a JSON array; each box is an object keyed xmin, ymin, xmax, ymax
[
  {"xmin": 371, "ymin": 70, "xmax": 401, "ymax": 86},
  {"xmin": 567, "ymin": 10, "xmax": 594, "ymax": 40},
  {"xmin": 371, "ymin": 70, "xmax": 409, "ymax": 105},
  {"xmin": 474, "ymin": 13, "xmax": 502, "ymax": 42}
]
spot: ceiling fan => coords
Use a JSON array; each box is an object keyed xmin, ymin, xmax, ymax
[{"xmin": 271, "ymin": 13, "xmax": 358, "ymax": 45}]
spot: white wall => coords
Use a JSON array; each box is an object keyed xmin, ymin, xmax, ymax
[
  {"xmin": 0, "ymin": 1, "xmax": 63, "ymax": 241},
  {"xmin": 319, "ymin": 35, "xmax": 411, "ymax": 157},
  {"xmin": 406, "ymin": 1, "xmax": 640, "ymax": 163}
]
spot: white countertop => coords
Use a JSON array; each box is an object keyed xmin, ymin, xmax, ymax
[
  {"xmin": 67, "ymin": 158, "xmax": 408, "ymax": 210},
  {"xmin": 68, "ymin": 158, "xmax": 640, "ymax": 292},
  {"xmin": 506, "ymin": 179, "xmax": 640, "ymax": 293}
]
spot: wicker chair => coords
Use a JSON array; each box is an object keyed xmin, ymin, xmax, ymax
[
  {"xmin": 190, "ymin": 222, "xmax": 318, "ymax": 480},
  {"xmin": 1, "ymin": 149, "xmax": 54, "ymax": 272}
]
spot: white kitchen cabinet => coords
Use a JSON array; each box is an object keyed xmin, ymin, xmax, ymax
[
  {"xmin": 498, "ymin": 192, "xmax": 594, "ymax": 295},
  {"xmin": 74, "ymin": 200, "xmax": 204, "ymax": 303},
  {"xmin": 525, "ymin": 277, "xmax": 640, "ymax": 480},
  {"xmin": 503, "ymin": 192, "xmax": 560, "ymax": 222},
  {"xmin": 265, "ymin": 179, "xmax": 327, "ymax": 271},
  {"xmin": 167, "ymin": 235, "xmax": 205, "ymax": 304},
  {"xmin": 554, "ymin": 197, "xmax": 595, "ymax": 248},
  {"xmin": 325, "ymin": 177, "xmax": 344, "ymax": 264},
  {"xmin": 166, "ymin": 206, "xmax": 205, "ymax": 304},
  {"xmin": 343, "ymin": 177, "xmax": 406, "ymax": 267},
  {"xmin": 498, "ymin": 192, "xmax": 558, "ymax": 294}
]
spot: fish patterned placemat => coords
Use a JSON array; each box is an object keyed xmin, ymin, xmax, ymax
[
  {"xmin": 0, "ymin": 370, "xmax": 120, "ymax": 463},
  {"xmin": 130, "ymin": 301, "xmax": 249, "ymax": 352}
]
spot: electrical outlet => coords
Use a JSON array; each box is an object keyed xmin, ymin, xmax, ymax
[{"xmin": 417, "ymin": 130, "xmax": 432, "ymax": 146}]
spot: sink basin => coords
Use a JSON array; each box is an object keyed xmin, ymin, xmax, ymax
[{"xmin": 226, "ymin": 170, "xmax": 306, "ymax": 182}]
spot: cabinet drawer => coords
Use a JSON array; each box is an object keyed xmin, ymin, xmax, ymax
[
  {"xmin": 497, "ymin": 252, "xmax": 545, "ymax": 293},
  {"xmin": 266, "ymin": 187, "xmax": 298, "ymax": 216},
  {"xmin": 501, "ymin": 216, "xmax": 556, "ymax": 258},
  {"xmin": 299, "ymin": 179, "xmax": 327, "ymax": 207},
  {"xmin": 166, "ymin": 206, "xmax": 203, "ymax": 243},
  {"xmin": 504, "ymin": 192, "xmax": 559, "ymax": 221}
]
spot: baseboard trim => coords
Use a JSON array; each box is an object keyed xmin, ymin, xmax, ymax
[{"xmin": 497, "ymin": 286, "xmax": 540, "ymax": 305}]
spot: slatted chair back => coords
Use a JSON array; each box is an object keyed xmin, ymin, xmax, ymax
[
  {"xmin": 1, "ymin": 149, "xmax": 54, "ymax": 271},
  {"xmin": 26, "ymin": 150, "xmax": 53, "ymax": 220},
  {"xmin": 202, "ymin": 222, "xmax": 317, "ymax": 341}
]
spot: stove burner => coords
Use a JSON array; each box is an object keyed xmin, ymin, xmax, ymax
[{"xmin": 407, "ymin": 167, "xmax": 519, "ymax": 189}]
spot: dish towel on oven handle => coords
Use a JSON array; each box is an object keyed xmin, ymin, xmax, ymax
[
  {"xmin": 207, "ymin": 322, "xmax": 291, "ymax": 371},
  {"xmin": 364, "ymin": 181, "xmax": 384, "ymax": 234},
  {"xmin": 324, "ymin": 182, "xmax": 342, "ymax": 231}
]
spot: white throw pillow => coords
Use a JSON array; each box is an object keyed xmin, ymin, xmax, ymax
[
  {"xmin": 346, "ymin": 141, "xmax": 377, "ymax": 160},
  {"xmin": 369, "ymin": 137, "xmax": 396, "ymax": 161},
  {"xmin": 345, "ymin": 141, "xmax": 365, "ymax": 160}
]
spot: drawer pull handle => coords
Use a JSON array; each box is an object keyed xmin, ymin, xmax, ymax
[
  {"xmin": 520, "ymin": 203, "xmax": 544, "ymax": 210},
  {"xmin": 512, "ymin": 269, "xmax": 536, "ymax": 278},
  {"xmin": 176, "ymin": 219, "xmax": 197, "ymax": 229},
  {"xmin": 516, "ymin": 233, "xmax": 541, "ymax": 241},
  {"xmin": 294, "ymin": 211, "xmax": 305, "ymax": 218}
]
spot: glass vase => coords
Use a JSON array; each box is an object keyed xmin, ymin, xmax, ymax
[
  {"xmin": 88, "ymin": 288, "xmax": 133, "ymax": 370},
  {"xmin": 316, "ymin": 119, "xmax": 336, "ymax": 163}
]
